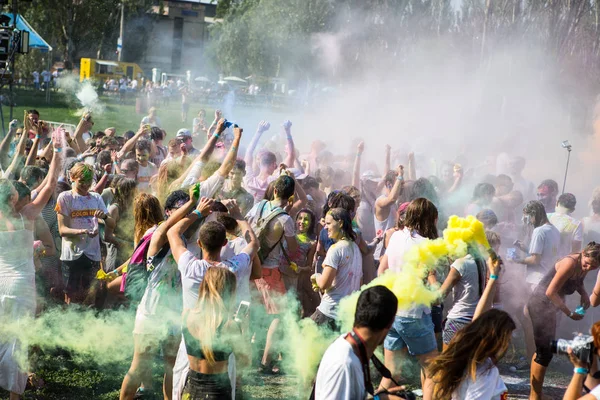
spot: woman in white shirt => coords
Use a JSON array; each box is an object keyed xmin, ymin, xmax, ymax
[{"xmin": 429, "ymin": 309, "xmax": 515, "ymax": 400}]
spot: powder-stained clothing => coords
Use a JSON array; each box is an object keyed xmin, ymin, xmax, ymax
[
  {"xmin": 55, "ymin": 190, "xmax": 108, "ymax": 262},
  {"xmin": 548, "ymin": 212, "xmax": 583, "ymax": 259},
  {"xmin": 527, "ymin": 224, "xmax": 561, "ymax": 285},
  {"xmin": 317, "ymin": 240, "xmax": 362, "ymax": 319},
  {"xmin": 137, "ymin": 162, "xmax": 158, "ymax": 192},
  {"xmin": 0, "ymin": 215, "xmax": 36, "ymax": 394}
]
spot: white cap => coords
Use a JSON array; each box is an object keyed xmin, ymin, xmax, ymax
[
  {"xmin": 176, "ymin": 128, "xmax": 191, "ymax": 138},
  {"xmin": 288, "ymin": 168, "xmax": 308, "ymax": 180}
]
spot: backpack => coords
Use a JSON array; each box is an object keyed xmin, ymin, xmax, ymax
[
  {"xmin": 123, "ymin": 229, "xmax": 171, "ymax": 304},
  {"xmin": 249, "ymin": 200, "xmax": 289, "ymax": 263}
]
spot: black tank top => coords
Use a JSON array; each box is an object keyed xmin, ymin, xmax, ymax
[{"xmin": 533, "ymin": 255, "xmax": 584, "ymax": 299}]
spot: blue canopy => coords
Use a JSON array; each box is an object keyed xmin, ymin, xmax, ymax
[{"xmin": 1, "ymin": 13, "xmax": 52, "ymax": 52}]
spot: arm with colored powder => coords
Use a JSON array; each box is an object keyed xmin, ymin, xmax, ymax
[
  {"xmin": 375, "ymin": 165, "xmax": 405, "ymax": 211},
  {"xmin": 149, "ymin": 187, "xmax": 202, "ymax": 256},
  {"xmin": 175, "ymin": 119, "xmax": 226, "ymax": 188},
  {"xmin": 283, "ymin": 120, "xmax": 295, "ymax": 168},
  {"xmin": 117, "ymin": 125, "xmax": 146, "ymax": 160},
  {"xmin": 216, "ymin": 124, "xmax": 241, "ymax": 178},
  {"xmin": 167, "ymin": 197, "xmax": 214, "ymax": 263},
  {"xmin": 407, "ymin": 151, "xmax": 416, "ymax": 181},
  {"xmin": 472, "ymin": 257, "xmax": 502, "ymax": 320},
  {"xmin": 2, "ymin": 119, "xmax": 29, "ymax": 179},
  {"xmin": 22, "ymin": 134, "xmax": 62, "ymax": 219},
  {"xmin": 0, "ymin": 119, "xmax": 18, "ymax": 168},
  {"xmin": 244, "ymin": 120, "xmax": 269, "ymax": 178},
  {"xmin": 352, "ymin": 141, "xmax": 364, "ymax": 189},
  {"xmin": 25, "ymin": 124, "xmax": 42, "ymax": 166},
  {"xmin": 73, "ymin": 114, "xmax": 93, "ymax": 156}
]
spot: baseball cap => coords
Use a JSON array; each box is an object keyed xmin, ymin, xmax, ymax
[
  {"xmin": 176, "ymin": 128, "xmax": 191, "ymax": 138},
  {"xmin": 361, "ymin": 170, "xmax": 381, "ymax": 183},
  {"xmin": 288, "ymin": 168, "xmax": 308, "ymax": 180}
]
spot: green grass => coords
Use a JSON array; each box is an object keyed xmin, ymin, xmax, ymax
[{"xmin": 0, "ymin": 88, "xmax": 216, "ymax": 139}]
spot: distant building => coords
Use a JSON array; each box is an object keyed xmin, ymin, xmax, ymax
[{"xmin": 143, "ymin": 0, "xmax": 218, "ymax": 74}]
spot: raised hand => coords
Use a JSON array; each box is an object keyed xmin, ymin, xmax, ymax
[{"xmin": 257, "ymin": 120, "xmax": 270, "ymax": 133}]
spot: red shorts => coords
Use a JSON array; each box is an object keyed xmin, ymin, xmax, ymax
[{"xmin": 254, "ymin": 268, "xmax": 286, "ymax": 314}]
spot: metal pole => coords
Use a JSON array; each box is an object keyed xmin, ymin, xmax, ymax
[
  {"xmin": 118, "ymin": 2, "xmax": 124, "ymax": 61},
  {"xmin": 562, "ymin": 149, "xmax": 571, "ymax": 194},
  {"xmin": 9, "ymin": 0, "xmax": 17, "ymax": 121}
]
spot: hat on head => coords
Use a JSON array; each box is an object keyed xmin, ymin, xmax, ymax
[
  {"xmin": 288, "ymin": 168, "xmax": 308, "ymax": 180},
  {"xmin": 361, "ymin": 170, "xmax": 381, "ymax": 183},
  {"xmin": 176, "ymin": 128, "xmax": 191, "ymax": 138}
]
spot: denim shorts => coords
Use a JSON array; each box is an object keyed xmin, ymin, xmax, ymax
[{"xmin": 384, "ymin": 313, "xmax": 437, "ymax": 355}]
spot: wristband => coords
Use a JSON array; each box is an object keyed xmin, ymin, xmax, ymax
[
  {"xmin": 489, "ymin": 274, "xmax": 498, "ymax": 280},
  {"xmin": 192, "ymin": 209, "xmax": 203, "ymax": 219},
  {"xmin": 397, "ymin": 175, "xmax": 404, "ymax": 182},
  {"xmin": 213, "ymin": 132, "xmax": 220, "ymax": 139},
  {"xmin": 54, "ymin": 148, "xmax": 62, "ymax": 153},
  {"xmin": 574, "ymin": 367, "xmax": 589, "ymax": 375},
  {"xmin": 374, "ymin": 395, "xmax": 380, "ymax": 400},
  {"xmin": 35, "ymin": 135, "xmax": 40, "ymax": 139}
]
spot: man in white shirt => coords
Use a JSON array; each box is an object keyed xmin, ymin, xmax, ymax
[
  {"xmin": 315, "ymin": 285, "xmax": 406, "ymax": 400},
  {"xmin": 548, "ymin": 193, "xmax": 583, "ymax": 259},
  {"xmin": 32, "ymin": 70, "xmax": 40, "ymax": 90}
]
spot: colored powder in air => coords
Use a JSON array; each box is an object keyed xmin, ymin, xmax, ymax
[{"xmin": 337, "ymin": 215, "xmax": 489, "ymax": 331}]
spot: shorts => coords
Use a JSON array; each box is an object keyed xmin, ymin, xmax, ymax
[
  {"xmin": 310, "ymin": 308, "xmax": 338, "ymax": 331},
  {"xmin": 431, "ymin": 304, "xmax": 444, "ymax": 333},
  {"xmin": 62, "ymin": 254, "xmax": 98, "ymax": 295},
  {"xmin": 253, "ymin": 268, "xmax": 286, "ymax": 314},
  {"xmin": 442, "ymin": 317, "xmax": 472, "ymax": 345},
  {"xmin": 384, "ymin": 313, "xmax": 437, "ymax": 355},
  {"xmin": 182, "ymin": 102, "xmax": 190, "ymax": 113}
]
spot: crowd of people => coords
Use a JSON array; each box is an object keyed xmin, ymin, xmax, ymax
[{"xmin": 2, "ymin": 106, "xmax": 600, "ymax": 400}]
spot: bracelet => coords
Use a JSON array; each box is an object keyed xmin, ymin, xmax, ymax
[
  {"xmin": 35, "ymin": 135, "xmax": 40, "ymax": 139},
  {"xmin": 54, "ymin": 148, "xmax": 62, "ymax": 153},
  {"xmin": 397, "ymin": 175, "xmax": 404, "ymax": 182},
  {"xmin": 213, "ymin": 132, "xmax": 220, "ymax": 139},
  {"xmin": 574, "ymin": 367, "xmax": 589, "ymax": 375},
  {"xmin": 192, "ymin": 209, "xmax": 203, "ymax": 218},
  {"xmin": 489, "ymin": 274, "xmax": 498, "ymax": 280}
]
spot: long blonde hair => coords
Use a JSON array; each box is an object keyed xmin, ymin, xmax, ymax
[
  {"xmin": 187, "ymin": 267, "xmax": 237, "ymax": 364},
  {"xmin": 133, "ymin": 193, "xmax": 163, "ymax": 243}
]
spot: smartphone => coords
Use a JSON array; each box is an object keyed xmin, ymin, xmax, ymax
[
  {"xmin": 223, "ymin": 119, "xmax": 238, "ymax": 129},
  {"xmin": 234, "ymin": 301, "xmax": 250, "ymax": 322}
]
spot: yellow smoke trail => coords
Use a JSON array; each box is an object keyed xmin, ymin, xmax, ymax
[{"xmin": 338, "ymin": 215, "xmax": 490, "ymax": 330}]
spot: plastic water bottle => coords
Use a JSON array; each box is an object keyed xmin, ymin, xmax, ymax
[{"xmin": 575, "ymin": 306, "xmax": 586, "ymax": 316}]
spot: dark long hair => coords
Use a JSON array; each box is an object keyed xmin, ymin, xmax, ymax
[
  {"xmin": 429, "ymin": 309, "xmax": 516, "ymax": 400},
  {"xmin": 296, "ymin": 208, "xmax": 317, "ymax": 238},
  {"xmin": 327, "ymin": 207, "xmax": 356, "ymax": 242},
  {"xmin": 404, "ymin": 198, "xmax": 438, "ymax": 240},
  {"xmin": 523, "ymin": 200, "xmax": 549, "ymax": 227}
]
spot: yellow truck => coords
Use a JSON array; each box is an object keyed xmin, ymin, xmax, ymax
[{"xmin": 79, "ymin": 58, "xmax": 144, "ymax": 83}]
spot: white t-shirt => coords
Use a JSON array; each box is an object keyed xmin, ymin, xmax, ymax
[
  {"xmin": 315, "ymin": 336, "xmax": 366, "ymax": 400},
  {"xmin": 221, "ymin": 236, "xmax": 248, "ymax": 262},
  {"xmin": 447, "ymin": 255, "xmax": 482, "ymax": 320},
  {"xmin": 548, "ymin": 212, "xmax": 583, "ymax": 259},
  {"xmin": 356, "ymin": 200, "xmax": 375, "ymax": 243},
  {"xmin": 589, "ymin": 384, "xmax": 600, "ymax": 399},
  {"xmin": 141, "ymin": 116, "xmax": 162, "ymax": 128},
  {"xmin": 245, "ymin": 200, "xmax": 296, "ymax": 268},
  {"xmin": 137, "ymin": 162, "xmax": 158, "ymax": 192},
  {"xmin": 317, "ymin": 240, "xmax": 363, "ymax": 319},
  {"xmin": 32, "ymin": 71, "xmax": 39, "ymax": 83},
  {"xmin": 55, "ymin": 190, "xmax": 108, "ymax": 262},
  {"xmin": 527, "ymin": 223, "xmax": 561, "ymax": 285},
  {"xmin": 452, "ymin": 358, "xmax": 507, "ymax": 400},
  {"xmin": 373, "ymin": 195, "xmax": 398, "ymax": 260},
  {"xmin": 177, "ymin": 250, "xmax": 251, "ymax": 308},
  {"xmin": 386, "ymin": 227, "xmax": 430, "ymax": 318},
  {"xmin": 41, "ymin": 70, "xmax": 51, "ymax": 82}
]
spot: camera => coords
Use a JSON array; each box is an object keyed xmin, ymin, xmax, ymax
[{"xmin": 551, "ymin": 334, "xmax": 594, "ymax": 363}]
